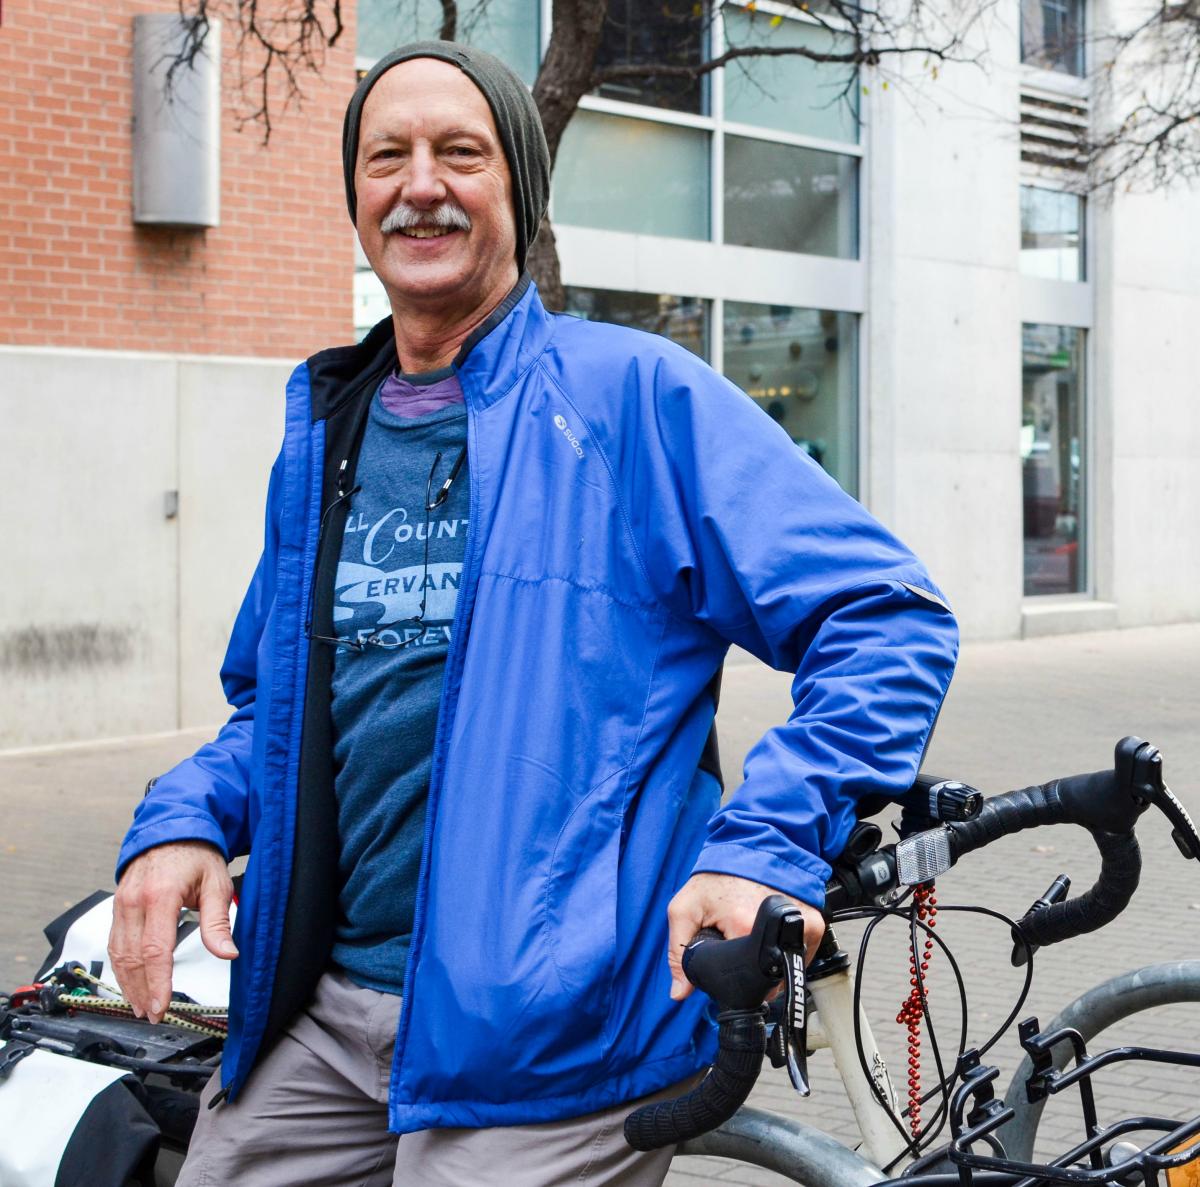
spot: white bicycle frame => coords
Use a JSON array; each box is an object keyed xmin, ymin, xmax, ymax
[{"xmin": 806, "ymin": 962, "xmax": 910, "ymax": 1171}]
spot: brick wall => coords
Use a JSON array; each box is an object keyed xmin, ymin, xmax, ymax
[{"xmin": 0, "ymin": 1, "xmax": 356, "ymax": 357}]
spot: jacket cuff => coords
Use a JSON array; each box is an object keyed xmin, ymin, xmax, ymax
[
  {"xmin": 115, "ymin": 814, "xmax": 230, "ymax": 883},
  {"xmin": 689, "ymin": 841, "xmax": 830, "ymax": 910}
]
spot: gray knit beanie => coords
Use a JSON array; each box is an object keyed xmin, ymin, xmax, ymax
[{"xmin": 343, "ymin": 41, "xmax": 550, "ymax": 272}]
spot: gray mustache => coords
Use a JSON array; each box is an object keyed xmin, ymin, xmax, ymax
[{"xmin": 380, "ymin": 202, "xmax": 472, "ymax": 234}]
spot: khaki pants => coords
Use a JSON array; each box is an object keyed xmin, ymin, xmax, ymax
[{"xmin": 179, "ymin": 970, "xmax": 690, "ymax": 1186}]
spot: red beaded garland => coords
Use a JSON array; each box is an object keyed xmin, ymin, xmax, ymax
[{"xmin": 894, "ymin": 882, "xmax": 938, "ymax": 1137}]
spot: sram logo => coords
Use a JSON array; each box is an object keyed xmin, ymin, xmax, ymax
[{"xmin": 553, "ymin": 413, "xmax": 585, "ymax": 458}]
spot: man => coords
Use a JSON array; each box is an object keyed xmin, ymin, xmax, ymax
[{"xmin": 108, "ymin": 41, "xmax": 958, "ymax": 1186}]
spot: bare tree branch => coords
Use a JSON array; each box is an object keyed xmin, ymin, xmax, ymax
[
  {"xmin": 1082, "ymin": 0, "xmax": 1200, "ymax": 191},
  {"xmin": 173, "ymin": 0, "xmax": 344, "ymax": 142},
  {"xmin": 440, "ymin": 0, "xmax": 459, "ymax": 41},
  {"xmin": 591, "ymin": 38, "xmax": 963, "ymax": 85}
]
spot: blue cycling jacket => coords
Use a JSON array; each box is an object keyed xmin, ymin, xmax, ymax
[{"xmin": 117, "ymin": 277, "xmax": 958, "ymax": 1133}]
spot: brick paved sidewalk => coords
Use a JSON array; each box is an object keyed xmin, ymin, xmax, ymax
[{"xmin": 1, "ymin": 623, "xmax": 1197, "ymax": 1184}]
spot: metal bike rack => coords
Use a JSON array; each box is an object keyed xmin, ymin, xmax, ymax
[
  {"xmin": 680, "ymin": 1106, "xmax": 887, "ymax": 1185},
  {"xmin": 999, "ymin": 959, "xmax": 1200, "ymax": 1162}
]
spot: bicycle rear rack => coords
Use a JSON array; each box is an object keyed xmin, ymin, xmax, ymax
[
  {"xmin": 1, "ymin": 998, "xmax": 221, "ymax": 1085},
  {"xmin": 921, "ymin": 1018, "xmax": 1200, "ymax": 1185}
]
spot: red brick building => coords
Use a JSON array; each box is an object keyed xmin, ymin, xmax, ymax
[
  {"xmin": 0, "ymin": 0, "xmax": 356, "ymax": 356},
  {"xmin": 0, "ymin": 2, "xmax": 359, "ymax": 748}
]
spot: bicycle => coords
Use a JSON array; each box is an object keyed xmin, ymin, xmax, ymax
[
  {"xmin": 629, "ymin": 735, "xmax": 1200, "ymax": 1186},
  {"xmin": 3, "ymin": 736, "xmax": 1198, "ymax": 1186}
]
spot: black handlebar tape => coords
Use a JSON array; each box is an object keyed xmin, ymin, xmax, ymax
[
  {"xmin": 947, "ymin": 779, "xmax": 1075, "ymax": 854},
  {"xmin": 949, "ymin": 768, "xmax": 1140, "ymax": 846},
  {"xmin": 1056, "ymin": 767, "xmax": 1145, "ymax": 834},
  {"xmin": 624, "ymin": 1008, "xmax": 765, "ymax": 1151},
  {"xmin": 946, "ymin": 778, "xmax": 1142, "ymax": 951},
  {"xmin": 682, "ymin": 928, "xmax": 780, "ymax": 1011},
  {"xmin": 1015, "ymin": 829, "xmax": 1141, "ymax": 952}
]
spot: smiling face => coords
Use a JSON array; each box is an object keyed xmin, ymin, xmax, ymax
[{"xmin": 354, "ymin": 58, "xmax": 518, "ymax": 318}]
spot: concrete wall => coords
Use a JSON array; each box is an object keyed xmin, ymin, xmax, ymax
[
  {"xmin": 864, "ymin": 11, "xmax": 1025, "ymax": 641},
  {"xmin": 0, "ymin": 347, "xmax": 285, "ymax": 749},
  {"xmin": 1102, "ymin": 188, "xmax": 1200, "ymax": 627},
  {"xmin": 867, "ymin": 0, "xmax": 1200, "ymax": 639}
]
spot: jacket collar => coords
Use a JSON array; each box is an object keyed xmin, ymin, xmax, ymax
[
  {"xmin": 305, "ymin": 273, "xmax": 550, "ymax": 422},
  {"xmin": 455, "ymin": 274, "xmax": 554, "ymax": 410}
]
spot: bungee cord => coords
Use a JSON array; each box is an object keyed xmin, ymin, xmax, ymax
[{"xmin": 36, "ymin": 963, "xmax": 229, "ymax": 1040}]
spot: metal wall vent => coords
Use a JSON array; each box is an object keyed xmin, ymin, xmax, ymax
[
  {"xmin": 132, "ymin": 14, "xmax": 221, "ymax": 228},
  {"xmin": 1020, "ymin": 86, "xmax": 1089, "ymax": 173}
]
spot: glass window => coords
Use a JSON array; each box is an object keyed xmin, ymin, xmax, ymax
[
  {"xmin": 594, "ymin": 0, "xmax": 707, "ymax": 114},
  {"xmin": 563, "ymin": 287, "xmax": 710, "ymax": 358},
  {"xmin": 724, "ymin": 301, "xmax": 858, "ymax": 493},
  {"xmin": 1020, "ymin": 186, "xmax": 1085, "ymax": 281},
  {"xmin": 724, "ymin": 136, "xmax": 857, "ymax": 258},
  {"xmin": 1020, "ymin": 0, "xmax": 1085, "ymax": 77},
  {"xmin": 357, "ymin": 0, "xmax": 540, "ymax": 84},
  {"xmin": 723, "ymin": 7, "xmax": 858, "ymax": 144},
  {"xmin": 1022, "ymin": 324, "xmax": 1085, "ymax": 595},
  {"xmin": 354, "ymin": 266, "xmax": 391, "ymax": 341},
  {"xmin": 554, "ymin": 110, "xmax": 710, "ymax": 240}
]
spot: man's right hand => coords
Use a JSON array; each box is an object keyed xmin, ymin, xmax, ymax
[{"xmin": 109, "ymin": 841, "xmax": 237, "ymax": 1024}]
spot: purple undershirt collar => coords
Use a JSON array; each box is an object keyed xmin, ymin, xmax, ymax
[{"xmin": 377, "ymin": 371, "xmax": 465, "ymax": 419}]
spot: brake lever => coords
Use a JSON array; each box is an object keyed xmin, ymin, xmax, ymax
[
  {"xmin": 778, "ymin": 911, "xmax": 810, "ymax": 1097},
  {"xmin": 690, "ymin": 895, "xmax": 807, "ymax": 1096},
  {"xmin": 1151, "ymin": 782, "xmax": 1200, "ymax": 861},
  {"xmin": 1120, "ymin": 738, "xmax": 1200, "ymax": 862},
  {"xmin": 762, "ymin": 908, "xmax": 810, "ymax": 1095}
]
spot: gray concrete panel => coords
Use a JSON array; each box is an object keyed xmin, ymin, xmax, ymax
[
  {"xmin": 0, "ymin": 350, "xmax": 180, "ymax": 747},
  {"xmin": 177, "ymin": 358, "xmax": 288, "ymax": 727}
]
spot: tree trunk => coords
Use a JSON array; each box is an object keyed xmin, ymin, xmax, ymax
[
  {"xmin": 527, "ymin": 215, "xmax": 565, "ymax": 309},
  {"xmin": 526, "ymin": 0, "xmax": 611, "ymax": 307}
]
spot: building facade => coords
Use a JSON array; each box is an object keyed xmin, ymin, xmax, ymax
[
  {"xmin": 0, "ymin": 0, "xmax": 356, "ymax": 747},
  {"xmin": 356, "ymin": 0, "xmax": 1200, "ymax": 647},
  {"xmin": 2, "ymin": 0, "xmax": 1197, "ymax": 748}
]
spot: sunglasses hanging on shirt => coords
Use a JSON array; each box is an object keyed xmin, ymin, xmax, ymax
[{"xmin": 305, "ymin": 445, "xmax": 467, "ymax": 654}]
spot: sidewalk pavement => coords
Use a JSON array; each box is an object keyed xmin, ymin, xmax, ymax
[{"xmin": 1, "ymin": 623, "xmax": 1197, "ymax": 1183}]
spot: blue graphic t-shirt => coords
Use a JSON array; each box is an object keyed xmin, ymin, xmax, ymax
[{"xmin": 329, "ymin": 375, "xmax": 469, "ymax": 993}]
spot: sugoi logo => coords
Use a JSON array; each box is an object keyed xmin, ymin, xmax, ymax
[{"xmin": 553, "ymin": 413, "xmax": 585, "ymax": 458}]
